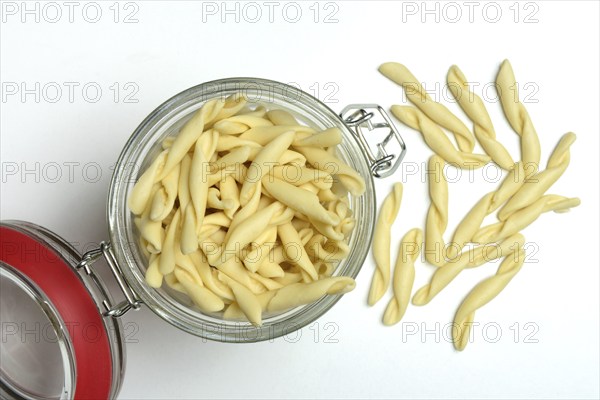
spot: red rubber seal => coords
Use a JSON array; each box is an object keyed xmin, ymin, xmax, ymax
[{"xmin": 0, "ymin": 226, "xmax": 112, "ymax": 400}]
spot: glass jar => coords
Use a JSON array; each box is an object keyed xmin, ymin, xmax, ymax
[{"xmin": 0, "ymin": 78, "xmax": 406, "ymax": 399}]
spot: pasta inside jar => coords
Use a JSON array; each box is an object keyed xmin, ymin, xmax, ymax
[
  {"xmin": 108, "ymin": 79, "xmax": 375, "ymax": 341},
  {"xmin": 128, "ymin": 90, "xmax": 376, "ymax": 324}
]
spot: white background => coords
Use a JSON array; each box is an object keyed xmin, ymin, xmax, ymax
[{"xmin": 1, "ymin": 1, "xmax": 599, "ymax": 399}]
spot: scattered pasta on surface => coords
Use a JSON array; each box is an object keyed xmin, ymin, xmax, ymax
[
  {"xmin": 496, "ymin": 60, "xmax": 542, "ymax": 175},
  {"xmin": 369, "ymin": 183, "xmax": 403, "ymax": 306},
  {"xmin": 424, "ymin": 155, "xmax": 448, "ymax": 267},
  {"xmin": 383, "ymin": 228, "xmax": 422, "ymax": 326},
  {"xmin": 378, "ymin": 60, "xmax": 579, "ymax": 350},
  {"xmin": 447, "ymin": 65, "xmax": 515, "ymax": 170}
]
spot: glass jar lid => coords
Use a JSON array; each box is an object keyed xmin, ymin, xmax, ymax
[{"xmin": 0, "ymin": 221, "xmax": 125, "ymax": 400}]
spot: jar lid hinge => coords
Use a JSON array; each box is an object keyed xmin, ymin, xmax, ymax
[
  {"xmin": 340, "ymin": 104, "xmax": 407, "ymax": 178},
  {"xmin": 77, "ymin": 242, "xmax": 142, "ymax": 318}
]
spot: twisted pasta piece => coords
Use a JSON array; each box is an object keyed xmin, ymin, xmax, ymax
[
  {"xmin": 257, "ymin": 260, "xmax": 284, "ymax": 279},
  {"xmin": 242, "ymin": 242, "xmax": 276, "ymax": 273},
  {"xmin": 220, "ymin": 175, "xmax": 240, "ymax": 219},
  {"xmin": 240, "ymin": 125, "xmax": 314, "ymax": 145},
  {"xmin": 209, "ymin": 229, "xmax": 226, "ymax": 246},
  {"xmin": 158, "ymin": 210, "xmax": 181, "ymax": 275},
  {"xmin": 379, "ymin": 62, "xmax": 475, "ymax": 152},
  {"xmin": 145, "ymin": 254, "xmax": 162, "ymax": 288},
  {"xmin": 453, "ymin": 246, "xmax": 525, "ymax": 351},
  {"xmin": 295, "ymin": 146, "xmax": 366, "ymax": 196},
  {"xmin": 134, "ymin": 185, "xmax": 164, "ymax": 253},
  {"xmin": 270, "ymin": 165, "xmax": 332, "ymax": 189},
  {"xmin": 368, "ymin": 183, "xmax": 403, "ymax": 306},
  {"xmin": 266, "ymin": 276, "xmax": 356, "ymax": 313},
  {"xmin": 496, "ymin": 59, "xmax": 541, "ymax": 174},
  {"xmin": 220, "ymin": 273, "xmax": 262, "ymax": 326},
  {"xmin": 425, "ymin": 155, "xmax": 449, "ymax": 267},
  {"xmin": 222, "ymin": 276, "xmax": 355, "ymax": 321},
  {"xmin": 213, "ymin": 115, "xmax": 273, "ymax": 135},
  {"xmin": 129, "ymin": 150, "xmax": 168, "ymax": 215},
  {"xmin": 197, "ymin": 212, "xmax": 231, "ymax": 242},
  {"xmin": 174, "ymin": 241, "xmax": 204, "ymax": 286},
  {"xmin": 306, "ymin": 235, "xmax": 350, "ymax": 264},
  {"xmin": 249, "ymin": 271, "xmax": 284, "ymax": 291},
  {"xmin": 447, "ymin": 162, "xmax": 525, "ymax": 260},
  {"xmin": 177, "ymin": 154, "xmax": 192, "ymax": 213},
  {"xmin": 498, "ymin": 132, "xmax": 576, "ymax": 220},
  {"xmin": 239, "ymin": 130, "xmax": 295, "ymax": 206},
  {"xmin": 383, "ymin": 228, "xmax": 423, "ymax": 326},
  {"xmin": 188, "ymin": 250, "xmax": 234, "ymax": 302},
  {"xmin": 327, "ymin": 197, "xmax": 350, "ymax": 218},
  {"xmin": 198, "ymin": 238, "xmax": 223, "ymax": 267},
  {"xmin": 412, "ymin": 233, "xmax": 525, "ymax": 306},
  {"xmin": 262, "ymin": 177, "xmax": 339, "ymax": 226},
  {"xmin": 474, "ymin": 195, "xmax": 580, "ymax": 243},
  {"xmin": 278, "ymin": 222, "xmax": 318, "ymax": 281},
  {"xmin": 212, "ymin": 146, "xmax": 251, "ymax": 171},
  {"xmin": 269, "ymin": 206, "xmax": 295, "ymax": 226},
  {"xmin": 278, "ymin": 150, "xmax": 306, "ymax": 166},
  {"xmin": 293, "ymin": 127, "xmax": 343, "ymax": 148},
  {"xmin": 447, "ymin": 65, "xmax": 515, "ymax": 170},
  {"xmin": 215, "ymin": 135, "xmax": 261, "ymax": 152},
  {"xmin": 317, "ymin": 188, "xmax": 339, "ymax": 203},
  {"xmin": 266, "ymin": 109, "xmax": 298, "ymax": 125},
  {"xmin": 207, "ymin": 188, "xmax": 233, "ymax": 210},
  {"xmin": 222, "ymin": 201, "xmax": 285, "ymax": 262},
  {"xmin": 174, "ymin": 267, "xmax": 225, "ymax": 313},
  {"xmin": 159, "ymin": 99, "xmax": 224, "ymax": 180},
  {"xmin": 216, "ymin": 256, "xmax": 256, "ymax": 290},
  {"xmin": 391, "ymin": 106, "xmax": 490, "ymax": 169},
  {"xmin": 212, "ymin": 94, "xmax": 247, "ymax": 122},
  {"xmin": 225, "ymin": 179, "xmax": 262, "ymax": 242},
  {"xmin": 308, "ymin": 217, "xmax": 345, "ymax": 242},
  {"xmin": 181, "ymin": 130, "xmax": 219, "ymax": 253}
]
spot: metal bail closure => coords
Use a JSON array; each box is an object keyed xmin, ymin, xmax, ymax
[
  {"xmin": 340, "ymin": 104, "xmax": 407, "ymax": 178},
  {"xmin": 77, "ymin": 242, "xmax": 142, "ymax": 318}
]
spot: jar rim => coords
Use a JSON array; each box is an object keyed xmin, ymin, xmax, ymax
[{"xmin": 107, "ymin": 77, "xmax": 376, "ymax": 342}]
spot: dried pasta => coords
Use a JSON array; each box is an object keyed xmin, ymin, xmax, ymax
[
  {"xmin": 379, "ymin": 59, "xmax": 580, "ymax": 352},
  {"xmin": 223, "ymin": 276, "xmax": 355, "ymax": 319},
  {"xmin": 129, "ymin": 95, "xmax": 365, "ymax": 326},
  {"xmin": 453, "ymin": 246, "xmax": 525, "ymax": 351},
  {"xmin": 424, "ymin": 155, "xmax": 448, "ymax": 267},
  {"xmin": 447, "ymin": 65, "xmax": 515, "ymax": 170},
  {"xmin": 447, "ymin": 162, "xmax": 525, "ymax": 260},
  {"xmin": 239, "ymin": 130, "xmax": 295, "ymax": 206},
  {"xmin": 498, "ymin": 132, "xmax": 576, "ymax": 220},
  {"xmin": 368, "ymin": 183, "xmax": 403, "ymax": 306},
  {"xmin": 159, "ymin": 99, "xmax": 224, "ymax": 180},
  {"xmin": 496, "ymin": 60, "xmax": 541, "ymax": 174},
  {"xmin": 412, "ymin": 233, "xmax": 525, "ymax": 306},
  {"xmin": 128, "ymin": 150, "xmax": 168, "ymax": 215},
  {"xmin": 295, "ymin": 146, "xmax": 366, "ymax": 196},
  {"xmin": 390, "ymin": 106, "xmax": 490, "ymax": 169},
  {"xmin": 379, "ymin": 62, "xmax": 476, "ymax": 153},
  {"xmin": 383, "ymin": 228, "xmax": 422, "ymax": 326},
  {"xmin": 473, "ymin": 195, "xmax": 580, "ymax": 243}
]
